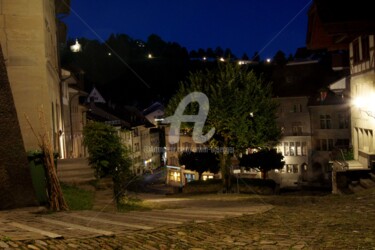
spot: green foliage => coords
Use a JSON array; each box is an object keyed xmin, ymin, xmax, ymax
[
  {"xmin": 83, "ymin": 121, "xmax": 131, "ymax": 179},
  {"xmin": 240, "ymin": 148, "xmax": 284, "ymax": 179},
  {"xmin": 166, "ymin": 62, "xmax": 280, "ymax": 151},
  {"xmin": 343, "ymin": 148, "xmax": 354, "ymax": 161},
  {"xmin": 179, "ymin": 151, "xmax": 219, "ymax": 179},
  {"xmin": 61, "ymin": 184, "xmax": 94, "ymax": 210},
  {"xmin": 166, "ymin": 62, "xmax": 281, "ymax": 189}
]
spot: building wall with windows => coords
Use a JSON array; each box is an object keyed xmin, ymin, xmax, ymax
[
  {"xmin": 271, "ymin": 96, "xmax": 312, "ymax": 187},
  {"xmin": 350, "ymin": 34, "xmax": 375, "ymax": 168},
  {"xmin": 309, "ymin": 103, "xmax": 351, "ymax": 182},
  {"xmin": 0, "ymin": 0, "xmax": 63, "ymax": 152}
]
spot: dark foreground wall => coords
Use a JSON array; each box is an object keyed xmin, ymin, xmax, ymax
[{"xmin": 0, "ymin": 45, "xmax": 38, "ymax": 209}]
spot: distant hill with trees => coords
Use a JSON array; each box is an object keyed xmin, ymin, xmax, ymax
[{"xmin": 60, "ymin": 33, "xmax": 341, "ymax": 109}]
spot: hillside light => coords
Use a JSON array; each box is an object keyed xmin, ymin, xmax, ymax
[
  {"xmin": 148, "ymin": 53, "xmax": 153, "ymax": 59},
  {"xmin": 70, "ymin": 39, "xmax": 82, "ymax": 53},
  {"xmin": 266, "ymin": 58, "xmax": 271, "ymax": 63}
]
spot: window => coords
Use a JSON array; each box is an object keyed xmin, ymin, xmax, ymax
[
  {"xmin": 353, "ymin": 39, "xmax": 360, "ymax": 64},
  {"xmin": 362, "ymin": 36, "xmax": 370, "ymax": 61},
  {"xmin": 336, "ymin": 139, "xmax": 349, "ymax": 147},
  {"xmin": 286, "ymin": 164, "xmax": 298, "ymax": 173},
  {"xmin": 169, "ymin": 143, "xmax": 177, "ymax": 152},
  {"xmin": 289, "ymin": 142, "xmax": 295, "ymax": 156},
  {"xmin": 320, "ymin": 115, "xmax": 331, "ymax": 129},
  {"xmin": 292, "ymin": 122, "xmax": 303, "ymax": 135},
  {"xmin": 169, "ymin": 157, "xmax": 178, "ymax": 166},
  {"xmin": 284, "ymin": 142, "xmax": 289, "ymax": 156},
  {"xmin": 292, "ymin": 104, "xmax": 303, "ymax": 113},
  {"xmin": 169, "ymin": 170, "xmax": 181, "ymax": 182},
  {"xmin": 182, "ymin": 142, "xmax": 191, "ymax": 152},
  {"xmin": 338, "ymin": 113, "xmax": 349, "ymax": 129},
  {"xmin": 302, "ymin": 142, "xmax": 307, "ymax": 156},
  {"xmin": 316, "ymin": 139, "xmax": 334, "ymax": 151},
  {"xmin": 296, "ymin": 142, "xmax": 301, "ymax": 156},
  {"xmin": 277, "ymin": 143, "xmax": 283, "ymax": 154}
]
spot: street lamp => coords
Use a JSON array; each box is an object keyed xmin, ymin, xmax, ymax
[{"xmin": 352, "ymin": 94, "xmax": 375, "ymax": 118}]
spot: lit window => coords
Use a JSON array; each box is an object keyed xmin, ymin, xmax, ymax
[
  {"xmin": 284, "ymin": 142, "xmax": 289, "ymax": 156},
  {"xmin": 296, "ymin": 142, "xmax": 301, "ymax": 156},
  {"xmin": 289, "ymin": 142, "xmax": 295, "ymax": 156}
]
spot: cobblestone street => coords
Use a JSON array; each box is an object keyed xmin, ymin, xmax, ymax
[{"xmin": 1, "ymin": 190, "xmax": 375, "ymax": 249}]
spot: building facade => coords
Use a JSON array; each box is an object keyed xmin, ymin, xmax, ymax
[
  {"xmin": 271, "ymin": 96, "xmax": 312, "ymax": 187},
  {"xmin": 0, "ymin": 0, "xmax": 65, "ymax": 153},
  {"xmin": 350, "ymin": 35, "xmax": 375, "ymax": 168}
]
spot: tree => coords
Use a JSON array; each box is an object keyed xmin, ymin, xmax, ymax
[
  {"xmin": 166, "ymin": 63, "xmax": 280, "ymax": 190},
  {"xmin": 273, "ymin": 50, "xmax": 287, "ymax": 66},
  {"xmin": 179, "ymin": 151, "xmax": 219, "ymax": 180},
  {"xmin": 83, "ymin": 121, "xmax": 131, "ymax": 203},
  {"xmin": 241, "ymin": 53, "xmax": 249, "ymax": 60},
  {"xmin": 252, "ymin": 51, "xmax": 260, "ymax": 62},
  {"xmin": 240, "ymin": 148, "xmax": 284, "ymax": 179},
  {"xmin": 0, "ymin": 44, "xmax": 38, "ymax": 210}
]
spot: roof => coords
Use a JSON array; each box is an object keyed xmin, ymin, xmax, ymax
[
  {"xmin": 143, "ymin": 102, "xmax": 165, "ymax": 116},
  {"xmin": 307, "ymin": 0, "xmax": 375, "ymax": 50},
  {"xmin": 308, "ymin": 88, "xmax": 349, "ymax": 106},
  {"xmin": 314, "ymin": 0, "xmax": 375, "ymax": 24}
]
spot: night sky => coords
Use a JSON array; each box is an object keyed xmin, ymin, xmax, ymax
[{"xmin": 64, "ymin": 0, "xmax": 311, "ymax": 60}]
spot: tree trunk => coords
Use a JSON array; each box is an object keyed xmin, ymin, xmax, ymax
[
  {"xmin": 219, "ymin": 138, "xmax": 232, "ymax": 192},
  {"xmin": 0, "ymin": 44, "xmax": 38, "ymax": 210},
  {"xmin": 262, "ymin": 171, "xmax": 267, "ymax": 180}
]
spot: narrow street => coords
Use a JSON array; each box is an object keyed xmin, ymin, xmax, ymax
[{"xmin": 1, "ymin": 190, "xmax": 375, "ymax": 249}]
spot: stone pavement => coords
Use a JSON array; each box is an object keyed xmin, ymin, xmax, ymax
[{"xmin": 1, "ymin": 190, "xmax": 375, "ymax": 249}]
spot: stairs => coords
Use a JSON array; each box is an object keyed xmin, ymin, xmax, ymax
[
  {"xmin": 57, "ymin": 158, "xmax": 95, "ymax": 185},
  {"xmin": 348, "ymin": 173, "xmax": 375, "ymax": 193}
]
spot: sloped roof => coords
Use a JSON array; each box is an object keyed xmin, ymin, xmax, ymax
[{"xmin": 308, "ymin": 88, "xmax": 349, "ymax": 106}]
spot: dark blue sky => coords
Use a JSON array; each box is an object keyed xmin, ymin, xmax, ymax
[{"xmin": 64, "ymin": 0, "xmax": 312, "ymax": 59}]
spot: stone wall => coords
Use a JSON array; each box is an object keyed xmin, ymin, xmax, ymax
[{"xmin": 0, "ymin": 44, "xmax": 38, "ymax": 209}]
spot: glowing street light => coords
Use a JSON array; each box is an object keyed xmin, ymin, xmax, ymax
[
  {"xmin": 352, "ymin": 94, "xmax": 375, "ymax": 118},
  {"xmin": 266, "ymin": 58, "xmax": 271, "ymax": 63},
  {"xmin": 148, "ymin": 53, "xmax": 153, "ymax": 59}
]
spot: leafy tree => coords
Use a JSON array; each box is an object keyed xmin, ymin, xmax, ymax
[
  {"xmin": 197, "ymin": 48, "xmax": 206, "ymax": 58},
  {"xmin": 287, "ymin": 53, "xmax": 294, "ymax": 62},
  {"xmin": 206, "ymin": 48, "xmax": 215, "ymax": 58},
  {"xmin": 166, "ymin": 63, "xmax": 280, "ymax": 190},
  {"xmin": 189, "ymin": 50, "xmax": 199, "ymax": 58},
  {"xmin": 273, "ymin": 50, "xmax": 287, "ymax": 66},
  {"xmin": 215, "ymin": 46, "xmax": 224, "ymax": 57},
  {"xmin": 83, "ymin": 122, "xmax": 131, "ymax": 203},
  {"xmin": 179, "ymin": 151, "xmax": 219, "ymax": 180},
  {"xmin": 224, "ymin": 48, "xmax": 235, "ymax": 59},
  {"xmin": 252, "ymin": 51, "xmax": 260, "ymax": 62},
  {"xmin": 240, "ymin": 148, "xmax": 284, "ymax": 179},
  {"xmin": 241, "ymin": 53, "xmax": 249, "ymax": 60}
]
